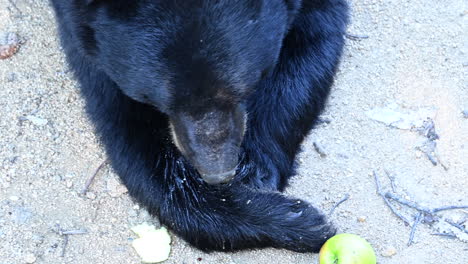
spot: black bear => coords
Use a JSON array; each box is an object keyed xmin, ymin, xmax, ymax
[{"xmin": 50, "ymin": 0, "xmax": 349, "ymax": 253}]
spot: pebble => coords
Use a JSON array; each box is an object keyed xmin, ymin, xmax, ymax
[
  {"xmin": 32, "ymin": 234, "xmax": 45, "ymax": 246},
  {"xmin": 24, "ymin": 115, "xmax": 48, "ymax": 126},
  {"xmin": 86, "ymin": 192, "xmax": 97, "ymax": 200},
  {"xmin": 357, "ymin": 216, "xmax": 367, "ymax": 223},
  {"xmin": 9, "ymin": 195, "xmax": 19, "ymax": 201},
  {"xmin": 107, "ymin": 177, "xmax": 128, "ymax": 198},
  {"xmin": 462, "ymin": 109, "xmax": 468, "ymax": 119},
  {"xmin": 381, "ymin": 246, "xmax": 397, "ymax": 257},
  {"xmin": 0, "ymin": 32, "xmax": 21, "ymax": 60},
  {"xmin": 66, "ymin": 181, "xmax": 73, "ymax": 188},
  {"xmin": 12, "ymin": 206, "xmax": 33, "ymax": 224},
  {"xmin": 24, "ymin": 253, "xmax": 37, "ymax": 263},
  {"xmin": 6, "ymin": 72, "xmax": 16, "ymax": 82}
]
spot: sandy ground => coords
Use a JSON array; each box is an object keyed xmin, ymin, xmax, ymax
[{"xmin": 1, "ymin": 0, "xmax": 467, "ymax": 263}]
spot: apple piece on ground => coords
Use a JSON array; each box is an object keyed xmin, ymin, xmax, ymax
[{"xmin": 131, "ymin": 223, "xmax": 171, "ymax": 263}]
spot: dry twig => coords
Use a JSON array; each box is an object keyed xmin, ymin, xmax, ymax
[
  {"xmin": 408, "ymin": 212, "xmax": 423, "ymax": 246},
  {"xmin": 313, "ymin": 141, "xmax": 327, "ymax": 157},
  {"xmin": 345, "ymin": 33, "xmax": 369, "ymax": 40},
  {"xmin": 385, "ymin": 170, "xmax": 396, "ymax": 192},
  {"xmin": 385, "ymin": 192, "xmax": 432, "ymax": 214},
  {"xmin": 433, "ymin": 206, "xmax": 468, "ymax": 213},
  {"xmin": 316, "ymin": 117, "xmax": 332, "ymax": 124},
  {"xmin": 431, "ymin": 232, "xmax": 457, "ymax": 239},
  {"xmin": 81, "ymin": 160, "xmax": 107, "ymax": 195},
  {"xmin": 444, "ymin": 219, "xmax": 468, "ymax": 235},
  {"xmin": 8, "ymin": 0, "xmax": 22, "ymax": 15},
  {"xmin": 329, "ymin": 193, "xmax": 350, "ymax": 216},
  {"xmin": 60, "ymin": 235, "xmax": 69, "ymax": 257},
  {"xmin": 60, "ymin": 229, "xmax": 88, "ymax": 236},
  {"xmin": 55, "ymin": 225, "xmax": 88, "ymax": 257},
  {"xmin": 374, "ymin": 171, "xmax": 468, "ymax": 245},
  {"xmin": 374, "ymin": 171, "xmax": 411, "ymax": 225}
]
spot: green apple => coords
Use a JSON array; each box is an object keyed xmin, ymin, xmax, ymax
[{"xmin": 319, "ymin": 233, "xmax": 376, "ymax": 264}]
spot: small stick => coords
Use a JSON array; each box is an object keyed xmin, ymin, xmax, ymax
[
  {"xmin": 313, "ymin": 141, "xmax": 327, "ymax": 157},
  {"xmin": 374, "ymin": 171, "xmax": 383, "ymax": 193},
  {"xmin": 433, "ymin": 205, "xmax": 468, "ymax": 213},
  {"xmin": 81, "ymin": 160, "xmax": 107, "ymax": 195},
  {"xmin": 434, "ymin": 153, "xmax": 449, "ymax": 171},
  {"xmin": 374, "ymin": 170, "xmax": 468, "ymax": 244},
  {"xmin": 384, "ymin": 170, "xmax": 396, "ymax": 192},
  {"xmin": 57, "ymin": 229, "xmax": 87, "ymax": 257},
  {"xmin": 408, "ymin": 212, "xmax": 423, "ymax": 246},
  {"xmin": 386, "ymin": 193, "xmax": 468, "ymax": 215},
  {"xmin": 431, "ymin": 232, "xmax": 457, "ymax": 239},
  {"xmin": 61, "ymin": 229, "xmax": 88, "ymax": 235},
  {"xmin": 445, "ymin": 219, "xmax": 468, "ymax": 234},
  {"xmin": 316, "ymin": 117, "xmax": 332, "ymax": 125},
  {"xmin": 374, "ymin": 172, "xmax": 411, "ymax": 225},
  {"xmin": 8, "ymin": 0, "xmax": 22, "ymax": 15},
  {"xmin": 345, "ymin": 33, "xmax": 369, "ymax": 40},
  {"xmin": 385, "ymin": 192, "xmax": 432, "ymax": 214},
  {"xmin": 439, "ymin": 161, "xmax": 449, "ymax": 171},
  {"xmin": 328, "ymin": 193, "xmax": 350, "ymax": 216},
  {"xmin": 60, "ymin": 235, "xmax": 69, "ymax": 257},
  {"xmin": 426, "ymin": 153, "xmax": 438, "ymax": 166}
]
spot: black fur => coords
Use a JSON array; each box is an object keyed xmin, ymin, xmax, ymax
[{"xmin": 50, "ymin": 0, "xmax": 349, "ymax": 252}]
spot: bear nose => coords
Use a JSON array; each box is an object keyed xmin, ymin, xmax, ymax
[
  {"xmin": 201, "ymin": 168, "xmax": 237, "ymax": 185},
  {"xmin": 169, "ymin": 106, "xmax": 246, "ymax": 185}
]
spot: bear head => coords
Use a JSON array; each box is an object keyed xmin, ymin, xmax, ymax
[{"xmin": 77, "ymin": 0, "xmax": 302, "ymax": 184}]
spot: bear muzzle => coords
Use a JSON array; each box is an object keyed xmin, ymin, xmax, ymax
[{"xmin": 169, "ymin": 106, "xmax": 246, "ymax": 184}]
